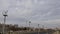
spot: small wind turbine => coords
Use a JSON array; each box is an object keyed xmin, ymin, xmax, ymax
[{"xmin": 2, "ymin": 10, "xmax": 8, "ymax": 34}]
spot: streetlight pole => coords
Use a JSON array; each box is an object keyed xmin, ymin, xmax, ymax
[{"xmin": 3, "ymin": 11, "xmax": 8, "ymax": 34}]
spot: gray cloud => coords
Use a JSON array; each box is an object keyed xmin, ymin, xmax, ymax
[{"xmin": 0, "ymin": 0, "xmax": 60, "ymax": 28}]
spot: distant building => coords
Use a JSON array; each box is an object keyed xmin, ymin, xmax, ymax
[{"xmin": 14, "ymin": 24, "xmax": 18, "ymax": 28}]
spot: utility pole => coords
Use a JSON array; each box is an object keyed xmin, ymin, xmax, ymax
[{"xmin": 2, "ymin": 11, "xmax": 8, "ymax": 34}]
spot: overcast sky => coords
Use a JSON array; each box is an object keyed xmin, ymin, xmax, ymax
[{"xmin": 0, "ymin": 0, "xmax": 60, "ymax": 28}]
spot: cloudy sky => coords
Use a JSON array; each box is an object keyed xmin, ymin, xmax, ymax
[{"xmin": 0, "ymin": 0, "xmax": 60, "ymax": 28}]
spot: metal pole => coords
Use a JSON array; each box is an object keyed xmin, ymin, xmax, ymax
[
  {"xmin": 3, "ymin": 11, "xmax": 8, "ymax": 34},
  {"xmin": 3, "ymin": 16, "xmax": 6, "ymax": 34}
]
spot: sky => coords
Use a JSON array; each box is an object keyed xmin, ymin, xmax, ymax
[{"xmin": 0, "ymin": 0, "xmax": 60, "ymax": 28}]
